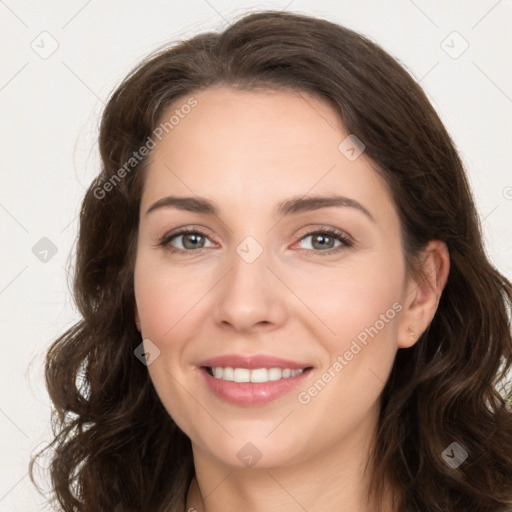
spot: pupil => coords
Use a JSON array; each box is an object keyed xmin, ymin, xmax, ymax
[
  {"xmin": 314, "ymin": 234, "xmax": 333, "ymax": 250},
  {"xmin": 184, "ymin": 233, "xmax": 203, "ymax": 249}
]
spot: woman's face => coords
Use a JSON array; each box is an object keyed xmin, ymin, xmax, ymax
[{"xmin": 134, "ymin": 86, "xmax": 418, "ymax": 470}]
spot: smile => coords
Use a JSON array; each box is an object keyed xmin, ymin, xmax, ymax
[{"xmin": 207, "ymin": 366, "xmax": 305, "ymax": 383}]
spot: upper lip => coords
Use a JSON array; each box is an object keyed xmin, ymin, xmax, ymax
[{"xmin": 199, "ymin": 354, "xmax": 313, "ymax": 370}]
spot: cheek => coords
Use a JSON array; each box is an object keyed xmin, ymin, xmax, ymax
[
  {"xmin": 134, "ymin": 257, "xmax": 211, "ymax": 339},
  {"xmin": 290, "ymin": 254, "xmax": 404, "ymax": 347},
  {"xmin": 133, "ymin": 258, "xmax": 205, "ymax": 431},
  {"xmin": 290, "ymin": 267, "xmax": 403, "ymax": 444}
]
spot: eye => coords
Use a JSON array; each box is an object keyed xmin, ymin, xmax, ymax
[
  {"xmin": 296, "ymin": 227, "xmax": 353, "ymax": 255},
  {"xmin": 157, "ymin": 228, "xmax": 215, "ymax": 253},
  {"xmin": 156, "ymin": 226, "xmax": 353, "ymax": 256}
]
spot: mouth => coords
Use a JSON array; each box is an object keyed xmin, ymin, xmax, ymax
[
  {"xmin": 197, "ymin": 355, "xmax": 314, "ymax": 406},
  {"xmin": 204, "ymin": 366, "xmax": 311, "ymax": 383}
]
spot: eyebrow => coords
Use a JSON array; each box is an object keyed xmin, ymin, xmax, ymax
[{"xmin": 145, "ymin": 194, "xmax": 375, "ymax": 222}]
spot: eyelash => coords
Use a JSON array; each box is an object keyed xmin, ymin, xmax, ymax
[{"xmin": 156, "ymin": 226, "xmax": 353, "ymax": 256}]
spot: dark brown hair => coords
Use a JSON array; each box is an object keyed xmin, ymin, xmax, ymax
[{"xmin": 30, "ymin": 10, "xmax": 512, "ymax": 512}]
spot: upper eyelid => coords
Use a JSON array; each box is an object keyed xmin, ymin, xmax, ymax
[{"xmin": 162, "ymin": 227, "xmax": 215, "ymax": 242}]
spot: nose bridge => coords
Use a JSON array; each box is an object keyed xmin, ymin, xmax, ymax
[
  {"xmin": 213, "ymin": 232, "xmax": 286, "ymax": 330},
  {"xmin": 225, "ymin": 233, "xmax": 271, "ymax": 302},
  {"xmin": 231, "ymin": 236, "xmax": 270, "ymax": 286}
]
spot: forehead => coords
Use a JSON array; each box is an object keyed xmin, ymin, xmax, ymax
[
  {"xmin": 151, "ymin": 86, "xmax": 346, "ymax": 167},
  {"xmin": 141, "ymin": 86, "xmax": 397, "ymax": 227}
]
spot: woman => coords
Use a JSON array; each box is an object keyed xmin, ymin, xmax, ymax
[{"xmin": 30, "ymin": 10, "xmax": 512, "ymax": 512}]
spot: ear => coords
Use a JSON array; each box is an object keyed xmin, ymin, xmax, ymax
[{"xmin": 397, "ymin": 240, "xmax": 450, "ymax": 349}]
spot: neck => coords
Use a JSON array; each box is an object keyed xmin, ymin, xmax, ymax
[{"xmin": 185, "ymin": 410, "xmax": 395, "ymax": 512}]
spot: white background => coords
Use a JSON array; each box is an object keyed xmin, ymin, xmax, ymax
[{"xmin": 0, "ymin": 0, "xmax": 511, "ymax": 510}]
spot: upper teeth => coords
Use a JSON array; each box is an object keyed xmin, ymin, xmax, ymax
[{"xmin": 210, "ymin": 367, "xmax": 304, "ymax": 383}]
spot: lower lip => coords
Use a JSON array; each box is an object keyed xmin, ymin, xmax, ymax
[{"xmin": 200, "ymin": 367, "xmax": 312, "ymax": 406}]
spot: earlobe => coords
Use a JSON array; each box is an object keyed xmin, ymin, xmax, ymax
[{"xmin": 398, "ymin": 240, "xmax": 450, "ymax": 349}]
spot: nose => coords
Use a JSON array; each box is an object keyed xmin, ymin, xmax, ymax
[{"xmin": 212, "ymin": 242, "xmax": 288, "ymax": 334}]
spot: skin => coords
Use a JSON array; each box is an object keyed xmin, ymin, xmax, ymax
[{"xmin": 133, "ymin": 86, "xmax": 449, "ymax": 512}]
